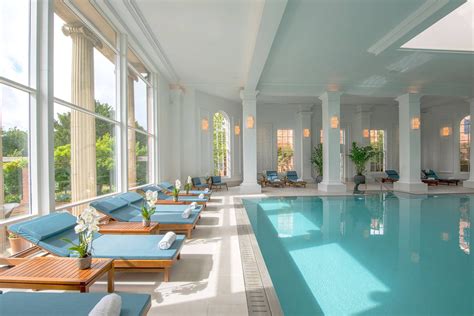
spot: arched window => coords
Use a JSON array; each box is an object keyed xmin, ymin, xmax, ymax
[
  {"xmin": 213, "ymin": 112, "xmax": 231, "ymax": 177},
  {"xmin": 460, "ymin": 115, "xmax": 470, "ymax": 172}
]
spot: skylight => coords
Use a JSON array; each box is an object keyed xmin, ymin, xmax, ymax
[{"xmin": 402, "ymin": 0, "xmax": 474, "ymax": 52}]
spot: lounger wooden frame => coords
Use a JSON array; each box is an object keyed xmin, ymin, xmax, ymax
[{"xmin": 6, "ymin": 232, "xmax": 184, "ymax": 282}]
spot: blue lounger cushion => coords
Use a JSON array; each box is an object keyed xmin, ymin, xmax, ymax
[
  {"xmin": 102, "ymin": 203, "xmax": 202, "ymax": 222},
  {"xmin": 0, "ymin": 292, "xmax": 151, "ymax": 316},
  {"xmin": 157, "ymin": 191, "xmax": 208, "ymax": 202},
  {"xmin": 117, "ymin": 192, "xmax": 145, "ymax": 207},
  {"xmin": 128, "ymin": 211, "xmax": 200, "ymax": 225},
  {"xmin": 158, "ymin": 183, "xmax": 212, "ymax": 196},
  {"xmin": 90, "ymin": 197, "xmax": 129, "ymax": 213},
  {"xmin": 9, "ymin": 213, "xmax": 185, "ymax": 260},
  {"xmin": 385, "ymin": 170, "xmax": 400, "ymax": 180},
  {"xmin": 8, "ymin": 212, "xmax": 76, "ymax": 244}
]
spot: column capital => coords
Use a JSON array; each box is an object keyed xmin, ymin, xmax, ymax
[
  {"xmin": 319, "ymin": 91, "xmax": 342, "ymax": 104},
  {"xmin": 62, "ymin": 23, "xmax": 102, "ymax": 49},
  {"xmin": 240, "ymin": 89, "xmax": 259, "ymax": 102},
  {"xmin": 396, "ymin": 93, "xmax": 421, "ymax": 104}
]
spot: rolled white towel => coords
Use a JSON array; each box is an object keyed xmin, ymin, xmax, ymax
[
  {"xmin": 204, "ymin": 188, "xmax": 209, "ymax": 193},
  {"xmin": 88, "ymin": 293, "xmax": 122, "ymax": 316},
  {"xmin": 297, "ymin": 178, "xmax": 304, "ymax": 182},
  {"xmin": 182, "ymin": 207, "xmax": 192, "ymax": 219},
  {"xmin": 274, "ymin": 179, "xmax": 281, "ymax": 182},
  {"xmin": 198, "ymin": 193, "xmax": 205, "ymax": 199},
  {"xmin": 159, "ymin": 232, "xmax": 177, "ymax": 250},
  {"xmin": 190, "ymin": 202, "xmax": 197, "ymax": 209}
]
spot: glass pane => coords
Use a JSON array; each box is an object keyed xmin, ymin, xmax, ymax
[
  {"xmin": 54, "ymin": 12, "xmax": 117, "ymax": 119},
  {"xmin": 128, "ymin": 129, "xmax": 151, "ymax": 188},
  {"xmin": 0, "ymin": 0, "xmax": 31, "ymax": 85},
  {"xmin": 54, "ymin": 104, "xmax": 117, "ymax": 212},
  {"xmin": 213, "ymin": 112, "xmax": 230, "ymax": 177},
  {"xmin": 460, "ymin": 116, "xmax": 470, "ymax": 172},
  {"xmin": 132, "ymin": 77, "xmax": 150, "ymax": 132},
  {"xmin": 277, "ymin": 129, "xmax": 294, "ymax": 172},
  {"xmin": 1, "ymin": 84, "xmax": 31, "ymax": 224}
]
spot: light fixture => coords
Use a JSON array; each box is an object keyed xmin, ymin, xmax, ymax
[
  {"xmin": 303, "ymin": 128, "xmax": 310, "ymax": 138},
  {"xmin": 234, "ymin": 125, "xmax": 241, "ymax": 135},
  {"xmin": 411, "ymin": 117, "xmax": 420, "ymax": 130},
  {"xmin": 201, "ymin": 118, "xmax": 209, "ymax": 131},
  {"xmin": 330, "ymin": 116, "xmax": 339, "ymax": 129},
  {"xmin": 440, "ymin": 126, "xmax": 451, "ymax": 137},
  {"xmin": 246, "ymin": 115, "xmax": 255, "ymax": 129},
  {"xmin": 363, "ymin": 129, "xmax": 370, "ymax": 138}
]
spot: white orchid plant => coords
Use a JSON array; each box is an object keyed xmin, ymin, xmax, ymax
[
  {"xmin": 142, "ymin": 190, "xmax": 157, "ymax": 220},
  {"xmin": 62, "ymin": 207, "xmax": 100, "ymax": 258},
  {"xmin": 184, "ymin": 176, "xmax": 193, "ymax": 194},
  {"xmin": 172, "ymin": 179, "xmax": 181, "ymax": 200}
]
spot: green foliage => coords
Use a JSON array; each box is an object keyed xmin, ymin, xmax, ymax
[
  {"xmin": 348, "ymin": 142, "xmax": 376, "ymax": 175},
  {"xmin": 311, "ymin": 144, "xmax": 323, "ymax": 176},
  {"xmin": 184, "ymin": 182, "xmax": 192, "ymax": 194},
  {"xmin": 62, "ymin": 236, "xmax": 89, "ymax": 258},
  {"xmin": 141, "ymin": 201, "xmax": 156, "ymax": 221},
  {"xmin": 277, "ymin": 145, "xmax": 294, "ymax": 172},
  {"xmin": 213, "ymin": 112, "xmax": 228, "ymax": 176},
  {"xmin": 2, "ymin": 158, "xmax": 28, "ymax": 203},
  {"xmin": 2, "ymin": 127, "xmax": 28, "ymax": 156}
]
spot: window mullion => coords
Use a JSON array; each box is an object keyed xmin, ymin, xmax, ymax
[{"xmin": 117, "ymin": 33, "xmax": 129, "ymax": 193}]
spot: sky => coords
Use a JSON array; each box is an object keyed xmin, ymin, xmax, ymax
[{"xmin": 1, "ymin": 1, "xmax": 149, "ymax": 132}]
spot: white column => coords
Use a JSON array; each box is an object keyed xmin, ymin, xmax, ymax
[
  {"xmin": 398, "ymin": 196, "xmax": 421, "ymax": 276},
  {"xmin": 394, "ymin": 93, "xmax": 427, "ymax": 193},
  {"xmin": 170, "ymin": 86, "xmax": 183, "ymax": 181},
  {"xmin": 297, "ymin": 110, "xmax": 313, "ymax": 181},
  {"xmin": 318, "ymin": 92, "xmax": 346, "ymax": 192},
  {"xmin": 240, "ymin": 90, "xmax": 261, "ymax": 193},
  {"xmin": 463, "ymin": 99, "xmax": 474, "ymax": 187}
]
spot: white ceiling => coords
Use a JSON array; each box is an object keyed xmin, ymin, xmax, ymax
[{"xmin": 99, "ymin": 0, "xmax": 474, "ymax": 104}]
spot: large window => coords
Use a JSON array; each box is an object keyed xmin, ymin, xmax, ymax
[
  {"xmin": 213, "ymin": 112, "xmax": 230, "ymax": 177},
  {"xmin": 0, "ymin": 0, "xmax": 35, "ymax": 222},
  {"xmin": 277, "ymin": 129, "xmax": 294, "ymax": 172},
  {"xmin": 127, "ymin": 50, "xmax": 153, "ymax": 188},
  {"xmin": 369, "ymin": 130, "xmax": 385, "ymax": 172},
  {"xmin": 460, "ymin": 116, "xmax": 470, "ymax": 172},
  {"xmin": 53, "ymin": 5, "xmax": 119, "ymax": 214}
]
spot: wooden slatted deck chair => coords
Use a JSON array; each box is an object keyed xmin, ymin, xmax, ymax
[
  {"xmin": 422, "ymin": 169, "xmax": 460, "ymax": 186},
  {"xmin": 286, "ymin": 171, "xmax": 307, "ymax": 187},
  {"xmin": 91, "ymin": 193, "xmax": 202, "ymax": 238},
  {"xmin": 8, "ymin": 212, "xmax": 185, "ymax": 281},
  {"xmin": 265, "ymin": 171, "xmax": 285, "ymax": 188}
]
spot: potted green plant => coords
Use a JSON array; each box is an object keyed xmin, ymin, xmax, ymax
[
  {"xmin": 184, "ymin": 176, "xmax": 193, "ymax": 195},
  {"xmin": 172, "ymin": 179, "xmax": 181, "ymax": 202},
  {"xmin": 348, "ymin": 142, "xmax": 376, "ymax": 187},
  {"xmin": 8, "ymin": 232, "xmax": 30, "ymax": 254},
  {"xmin": 142, "ymin": 190, "xmax": 157, "ymax": 227},
  {"xmin": 311, "ymin": 144, "xmax": 323, "ymax": 183},
  {"xmin": 62, "ymin": 207, "xmax": 100, "ymax": 270}
]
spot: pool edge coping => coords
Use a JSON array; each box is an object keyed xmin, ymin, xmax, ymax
[{"xmin": 234, "ymin": 197, "xmax": 284, "ymax": 316}]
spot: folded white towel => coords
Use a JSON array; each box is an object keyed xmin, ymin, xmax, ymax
[
  {"xmin": 198, "ymin": 193, "xmax": 205, "ymax": 199},
  {"xmin": 89, "ymin": 293, "xmax": 122, "ymax": 316},
  {"xmin": 182, "ymin": 207, "xmax": 192, "ymax": 219},
  {"xmin": 204, "ymin": 188, "xmax": 209, "ymax": 193},
  {"xmin": 274, "ymin": 179, "xmax": 281, "ymax": 182},
  {"xmin": 159, "ymin": 232, "xmax": 177, "ymax": 250},
  {"xmin": 190, "ymin": 202, "xmax": 197, "ymax": 209},
  {"xmin": 297, "ymin": 178, "xmax": 304, "ymax": 182}
]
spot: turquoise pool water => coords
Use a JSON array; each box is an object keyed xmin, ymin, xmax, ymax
[{"xmin": 243, "ymin": 193, "xmax": 473, "ymax": 315}]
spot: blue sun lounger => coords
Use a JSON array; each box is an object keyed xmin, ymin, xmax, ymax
[
  {"xmin": 90, "ymin": 192, "xmax": 202, "ymax": 237},
  {"xmin": 8, "ymin": 212, "xmax": 185, "ymax": 281},
  {"xmin": 286, "ymin": 171, "xmax": 307, "ymax": 187},
  {"xmin": 0, "ymin": 292, "xmax": 151, "ymax": 316},
  {"xmin": 158, "ymin": 181, "xmax": 212, "ymax": 196},
  {"xmin": 140, "ymin": 185, "xmax": 209, "ymax": 207}
]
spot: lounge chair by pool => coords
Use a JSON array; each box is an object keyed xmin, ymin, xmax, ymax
[
  {"xmin": 422, "ymin": 169, "xmax": 460, "ymax": 186},
  {"xmin": 8, "ymin": 212, "xmax": 185, "ymax": 281},
  {"xmin": 382, "ymin": 170, "xmax": 400, "ymax": 183},
  {"xmin": 265, "ymin": 171, "xmax": 284, "ymax": 187},
  {"xmin": 286, "ymin": 171, "xmax": 306, "ymax": 187},
  {"xmin": 210, "ymin": 176, "xmax": 228, "ymax": 191},
  {"xmin": 191, "ymin": 177, "xmax": 210, "ymax": 190},
  {"xmin": 0, "ymin": 292, "xmax": 151, "ymax": 316},
  {"xmin": 158, "ymin": 181, "xmax": 212, "ymax": 196}
]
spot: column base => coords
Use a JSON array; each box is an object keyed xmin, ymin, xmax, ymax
[
  {"xmin": 318, "ymin": 182, "xmax": 347, "ymax": 193},
  {"xmin": 239, "ymin": 183, "xmax": 262, "ymax": 194},
  {"xmin": 394, "ymin": 181, "xmax": 428, "ymax": 193},
  {"xmin": 463, "ymin": 180, "xmax": 474, "ymax": 188}
]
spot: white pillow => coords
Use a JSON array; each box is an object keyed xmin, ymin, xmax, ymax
[{"xmin": 89, "ymin": 293, "xmax": 122, "ymax": 316}]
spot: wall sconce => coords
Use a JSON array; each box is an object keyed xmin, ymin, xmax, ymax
[
  {"xmin": 234, "ymin": 125, "xmax": 241, "ymax": 135},
  {"xmin": 201, "ymin": 118, "xmax": 209, "ymax": 131},
  {"xmin": 363, "ymin": 129, "xmax": 369, "ymax": 138},
  {"xmin": 303, "ymin": 128, "xmax": 310, "ymax": 138},
  {"xmin": 411, "ymin": 117, "xmax": 420, "ymax": 130},
  {"xmin": 330, "ymin": 116, "xmax": 339, "ymax": 129},
  {"xmin": 440, "ymin": 127, "xmax": 451, "ymax": 137},
  {"xmin": 246, "ymin": 115, "xmax": 255, "ymax": 129}
]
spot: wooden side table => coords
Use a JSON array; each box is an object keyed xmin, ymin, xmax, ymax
[
  {"xmin": 0, "ymin": 257, "xmax": 114, "ymax": 293},
  {"xmin": 99, "ymin": 221, "xmax": 159, "ymax": 235}
]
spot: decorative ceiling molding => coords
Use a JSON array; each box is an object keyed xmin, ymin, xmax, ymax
[
  {"xmin": 367, "ymin": 0, "xmax": 451, "ymax": 55},
  {"xmin": 126, "ymin": 0, "xmax": 179, "ymax": 82}
]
